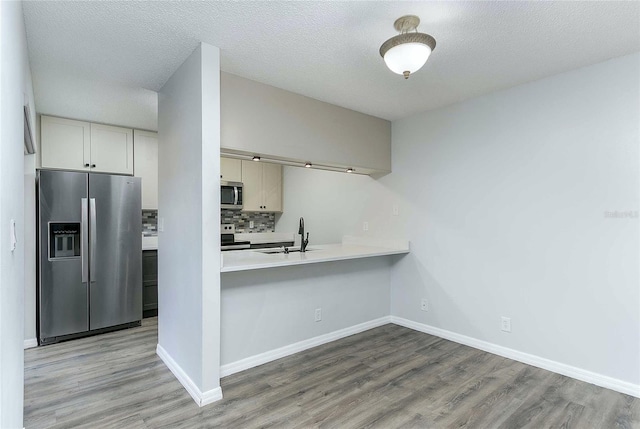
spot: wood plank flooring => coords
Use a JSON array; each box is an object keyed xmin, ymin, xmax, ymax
[{"xmin": 24, "ymin": 318, "xmax": 640, "ymax": 428}]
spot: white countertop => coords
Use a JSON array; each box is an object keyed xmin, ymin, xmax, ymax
[
  {"xmin": 142, "ymin": 236, "xmax": 158, "ymax": 251},
  {"xmin": 141, "ymin": 232, "xmax": 295, "ymax": 252},
  {"xmin": 142, "ymin": 232, "xmax": 295, "ymax": 250},
  {"xmin": 221, "ymin": 236, "xmax": 409, "ymax": 273}
]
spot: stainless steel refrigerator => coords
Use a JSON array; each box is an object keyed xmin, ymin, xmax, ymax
[{"xmin": 37, "ymin": 169, "xmax": 142, "ymax": 345}]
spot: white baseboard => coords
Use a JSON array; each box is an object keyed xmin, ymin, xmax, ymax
[
  {"xmin": 24, "ymin": 338, "xmax": 38, "ymax": 349},
  {"xmin": 391, "ymin": 316, "xmax": 640, "ymax": 399},
  {"xmin": 156, "ymin": 344, "xmax": 223, "ymax": 407},
  {"xmin": 220, "ymin": 315, "xmax": 392, "ymax": 377}
]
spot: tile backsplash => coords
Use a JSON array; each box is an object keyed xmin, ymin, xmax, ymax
[
  {"xmin": 142, "ymin": 209, "xmax": 158, "ymax": 236},
  {"xmin": 221, "ymin": 209, "xmax": 275, "ymax": 233},
  {"xmin": 143, "ymin": 209, "xmax": 275, "ymax": 235}
]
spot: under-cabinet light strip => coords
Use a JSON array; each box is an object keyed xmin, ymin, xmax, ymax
[{"xmin": 220, "ymin": 153, "xmax": 360, "ymax": 174}]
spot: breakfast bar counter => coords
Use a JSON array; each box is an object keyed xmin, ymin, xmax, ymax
[
  {"xmin": 220, "ymin": 235, "xmax": 410, "ymax": 368},
  {"xmin": 220, "ymin": 236, "xmax": 409, "ymax": 273}
]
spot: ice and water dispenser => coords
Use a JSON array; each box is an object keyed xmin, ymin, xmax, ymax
[{"xmin": 48, "ymin": 222, "xmax": 81, "ymax": 259}]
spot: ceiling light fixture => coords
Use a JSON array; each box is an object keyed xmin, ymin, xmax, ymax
[
  {"xmin": 346, "ymin": 168, "xmax": 354, "ymax": 173},
  {"xmin": 305, "ymin": 162, "xmax": 312, "ymax": 168},
  {"xmin": 252, "ymin": 156, "xmax": 261, "ymax": 161},
  {"xmin": 379, "ymin": 15, "xmax": 436, "ymax": 79}
]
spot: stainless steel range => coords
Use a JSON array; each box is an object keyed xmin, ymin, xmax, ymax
[{"xmin": 221, "ymin": 224, "xmax": 251, "ymax": 251}]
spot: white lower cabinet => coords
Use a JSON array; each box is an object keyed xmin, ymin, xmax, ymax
[{"xmin": 241, "ymin": 160, "xmax": 282, "ymax": 212}]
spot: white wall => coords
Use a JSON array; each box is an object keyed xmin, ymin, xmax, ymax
[
  {"xmin": 157, "ymin": 43, "xmax": 221, "ymax": 402},
  {"xmin": 23, "ymin": 44, "xmax": 38, "ymax": 348},
  {"xmin": 275, "ymin": 166, "xmax": 399, "ymax": 246},
  {"xmin": 386, "ymin": 53, "xmax": 640, "ymax": 389},
  {"xmin": 0, "ymin": 1, "xmax": 36, "ymax": 426},
  {"xmin": 221, "ymin": 258, "xmax": 391, "ymax": 366},
  {"xmin": 23, "ymin": 155, "xmax": 37, "ymax": 345},
  {"xmin": 221, "ymin": 73, "xmax": 391, "ymax": 175},
  {"xmin": 34, "ymin": 76, "xmax": 158, "ymax": 131}
]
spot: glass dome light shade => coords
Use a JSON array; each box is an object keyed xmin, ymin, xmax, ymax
[
  {"xmin": 379, "ymin": 31, "xmax": 436, "ymax": 78},
  {"xmin": 383, "ymin": 43, "xmax": 432, "ymax": 76}
]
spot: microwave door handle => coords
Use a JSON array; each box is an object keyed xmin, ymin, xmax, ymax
[{"xmin": 234, "ymin": 187, "xmax": 239, "ymax": 205}]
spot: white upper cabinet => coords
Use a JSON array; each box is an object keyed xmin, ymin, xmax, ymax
[
  {"xmin": 41, "ymin": 116, "xmax": 91, "ymax": 171},
  {"xmin": 40, "ymin": 115, "xmax": 134, "ymax": 175},
  {"xmin": 133, "ymin": 130, "xmax": 158, "ymax": 210},
  {"xmin": 262, "ymin": 162, "xmax": 282, "ymax": 213},
  {"xmin": 90, "ymin": 123, "xmax": 134, "ymax": 175},
  {"xmin": 241, "ymin": 160, "xmax": 263, "ymax": 212},
  {"xmin": 241, "ymin": 160, "xmax": 282, "ymax": 213},
  {"xmin": 220, "ymin": 157, "xmax": 242, "ymax": 182}
]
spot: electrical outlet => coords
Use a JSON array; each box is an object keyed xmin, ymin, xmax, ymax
[
  {"xmin": 315, "ymin": 308, "xmax": 322, "ymax": 322},
  {"xmin": 501, "ymin": 317, "xmax": 511, "ymax": 333},
  {"xmin": 421, "ymin": 299, "xmax": 428, "ymax": 311},
  {"xmin": 393, "ymin": 205, "xmax": 399, "ymax": 216},
  {"xmin": 363, "ymin": 221, "xmax": 369, "ymax": 231},
  {"xmin": 249, "ymin": 220, "xmax": 254, "ymax": 229},
  {"xmin": 158, "ymin": 217, "xmax": 164, "ymax": 232}
]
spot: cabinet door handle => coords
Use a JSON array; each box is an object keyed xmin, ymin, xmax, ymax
[
  {"xmin": 91, "ymin": 164, "xmax": 96, "ymax": 168},
  {"xmin": 84, "ymin": 163, "xmax": 90, "ymax": 167}
]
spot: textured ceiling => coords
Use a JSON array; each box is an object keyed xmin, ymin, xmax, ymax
[{"xmin": 23, "ymin": 1, "xmax": 640, "ymax": 131}]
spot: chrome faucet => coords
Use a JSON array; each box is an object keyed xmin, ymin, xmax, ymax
[{"xmin": 298, "ymin": 217, "xmax": 309, "ymax": 252}]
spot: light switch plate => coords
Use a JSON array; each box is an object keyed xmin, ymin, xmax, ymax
[{"xmin": 501, "ymin": 317, "xmax": 511, "ymax": 333}]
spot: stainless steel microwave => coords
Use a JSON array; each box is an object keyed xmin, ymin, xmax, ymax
[{"xmin": 221, "ymin": 181, "xmax": 243, "ymax": 210}]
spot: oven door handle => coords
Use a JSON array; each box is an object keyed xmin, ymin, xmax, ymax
[{"xmin": 221, "ymin": 244, "xmax": 251, "ymax": 251}]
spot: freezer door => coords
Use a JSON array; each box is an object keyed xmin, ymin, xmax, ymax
[
  {"xmin": 38, "ymin": 170, "xmax": 89, "ymax": 341},
  {"xmin": 88, "ymin": 174, "xmax": 142, "ymax": 330}
]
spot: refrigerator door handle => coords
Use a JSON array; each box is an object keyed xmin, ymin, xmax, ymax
[
  {"xmin": 81, "ymin": 198, "xmax": 89, "ymax": 283},
  {"xmin": 89, "ymin": 198, "xmax": 97, "ymax": 282}
]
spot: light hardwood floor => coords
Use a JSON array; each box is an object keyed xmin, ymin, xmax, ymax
[{"xmin": 24, "ymin": 318, "xmax": 639, "ymax": 428}]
